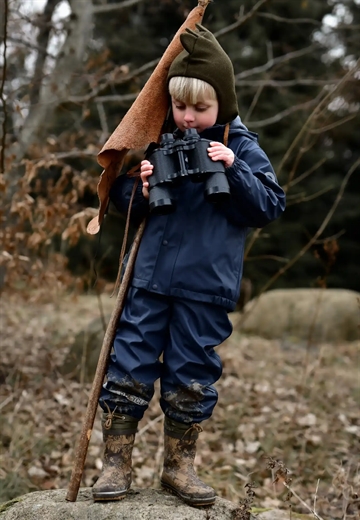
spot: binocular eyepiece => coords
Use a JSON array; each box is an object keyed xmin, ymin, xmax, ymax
[{"xmin": 146, "ymin": 128, "xmax": 231, "ymax": 215}]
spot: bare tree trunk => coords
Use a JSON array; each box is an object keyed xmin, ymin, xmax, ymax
[
  {"xmin": 29, "ymin": 0, "xmax": 62, "ymax": 106},
  {"xmin": 0, "ymin": 0, "xmax": 5, "ymax": 43},
  {"xmin": 14, "ymin": 0, "xmax": 93, "ymax": 165}
]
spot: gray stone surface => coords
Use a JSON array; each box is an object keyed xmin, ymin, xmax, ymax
[{"xmin": 0, "ymin": 488, "xmax": 311, "ymax": 520}]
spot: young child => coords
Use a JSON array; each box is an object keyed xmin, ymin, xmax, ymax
[{"xmin": 92, "ymin": 24, "xmax": 286, "ymax": 506}]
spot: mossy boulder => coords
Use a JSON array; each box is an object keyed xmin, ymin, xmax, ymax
[
  {"xmin": 238, "ymin": 288, "xmax": 359, "ymax": 342},
  {"xmin": 0, "ymin": 488, "xmax": 313, "ymax": 519}
]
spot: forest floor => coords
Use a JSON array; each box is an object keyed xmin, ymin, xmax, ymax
[{"xmin": 0, "ymin": 289, "xmax": 359, "ymax": 519}]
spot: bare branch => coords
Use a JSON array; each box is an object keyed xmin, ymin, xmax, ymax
[
  {"xmin": 310, "ymin": 113, "xmax": 357, "ymax": 134},
  {"xmin": 96, "ymin": 102, "xmax": 109, "ymax": 143},
  {"xmin": 95, "ymin": 93, "xmax": 138, "ymax": 104},
  {"xmin": 286, "ymin": 158, "xmax": 327, "ymax": 189},
  {"xmin": 30, "ymin": 150, "xmax": 97, "ymax": 161},
  {"xmin": 247, "ymin": 94, "xmax": 323, "ymax": 129},
  {"xmin": 257, "ymin": 12, "xmax": 321, "ymax": 26},
  {"xmin": 244, "ymin": 228, "xmax": 261, "ymax": 260},
  {"xmin": 313, "ymin": 230, "xmax": 345, "ymax": 244},
  {"xmin": 246, "ymin": 255, "xmax": 289, "ymax": 263},
  {"xmin": 67, "ymin": 58, "xmax": 159, "ymax": 104},
  {"xmin": 283, "ymin": 481, "xmax": 325, "ymax": 520},
  {"xmin": 235, "ymin": 44, "xmax": 320, "ymax": 80},
  {"xmin": 286, "ymin": 185, "xmax": 335, "ymax": 206},
  {"xmin": 214, "ymin": 0, "xmax": 270, "ymax": 38},
  {"xmin": 243, "ymin": 83, "xmax": 264, "ymax": 123},
  {"xmin": 6, "ymin": 36, "xmax": 57, "ymax": 59},
  {"xmin": 236, "ymin": 78, "xmax": 340, "ymax": 88},
  {"xmin": 92, "ymin": 0, "xmax": 145, "ymax": 14}
]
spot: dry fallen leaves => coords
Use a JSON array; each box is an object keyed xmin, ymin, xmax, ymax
[{"xmin": 0, "ymin": 291, "xmax": 359, "ymax": 519}]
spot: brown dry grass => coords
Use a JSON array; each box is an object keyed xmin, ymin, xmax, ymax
[{"xmin": 0, "ymin": 289, "xmax": 359, "ymax": 518}]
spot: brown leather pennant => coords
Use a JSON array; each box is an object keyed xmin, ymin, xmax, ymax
[{"xmin": 87, "ymin": 1, "xmax": 211, "ymax": 235}]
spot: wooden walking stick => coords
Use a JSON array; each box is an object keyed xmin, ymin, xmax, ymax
[{"xmin": 66, "ymin": 219, "xmax": 146, "ymax": 502}]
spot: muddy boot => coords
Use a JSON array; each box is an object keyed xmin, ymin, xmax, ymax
[
  {"xmin": 160, "ymin": 417, "xmax": 216, "ymax": 507},
  {"xmin": 92, "ymin": 411, "xmax": 138, "ymax": 501}
]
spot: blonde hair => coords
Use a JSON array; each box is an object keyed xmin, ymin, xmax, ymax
[{"xmin": 168, "ymin": 76, "xmax": 217, "ymax": 105}]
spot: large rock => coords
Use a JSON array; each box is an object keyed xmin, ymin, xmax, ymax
[
  {"xmin": 237, "ymin": 288, "xmax": 359, "ymax": 342},
  {"xmin": 0, "ymin": 488, "xmax": 312, "ymax": 520}
]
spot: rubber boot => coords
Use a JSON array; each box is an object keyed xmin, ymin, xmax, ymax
[
  {"xmin": 92, "ymin": 411, "xmax": 138, "ymax": 501},
  {"xmin": 161, "ymin": 417, "xmax": 216, "ymax": 507}
]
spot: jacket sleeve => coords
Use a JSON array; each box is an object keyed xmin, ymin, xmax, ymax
[
  {"xmin": 223, "ymin": 138, "xmax": 286, "ymax": 228},
  {"xmin": 109, "ymin": 174, "xmax": 149, "ymax": 224}
]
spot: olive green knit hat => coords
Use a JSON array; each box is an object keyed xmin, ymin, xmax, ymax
[{"xmin": 167, "ymin": 24, "xmax": 238, "ymax": 125}]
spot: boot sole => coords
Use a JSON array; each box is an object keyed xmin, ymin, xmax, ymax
[
  {"xmin": 161, "ymin": 480, "xmax": 216, "ymax": 507},
  {"xmin": 92, "ymin": 489, "xmax": 129, "ymax": 502}
]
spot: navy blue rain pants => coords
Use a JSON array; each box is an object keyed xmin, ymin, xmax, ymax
[{"xmin": 99, "ymin": 287, "xmax": 232, "ymax": 424}]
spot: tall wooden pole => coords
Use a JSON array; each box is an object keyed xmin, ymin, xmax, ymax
[{"xmin": 66, "ymin": 220, "xmax": 146, "ymax": 502}]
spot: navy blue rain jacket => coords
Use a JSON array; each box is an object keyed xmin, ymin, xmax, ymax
[{"xmin": 110, "ymin": 117, "xmax": 286, "ymax": 311}]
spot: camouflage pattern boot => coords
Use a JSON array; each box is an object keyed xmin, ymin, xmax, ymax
[
  {"xmin": 92, "ymin": 411, "xmax": 138, "ymax": 501},
  {"xmin": 160, "ymin": 417, "xmax": 216, "ymax": 507}
]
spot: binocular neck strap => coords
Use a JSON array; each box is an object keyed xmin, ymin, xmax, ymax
[{"xmin": 223, "ymin": 123, "xmax": 230, "ymax": 147}]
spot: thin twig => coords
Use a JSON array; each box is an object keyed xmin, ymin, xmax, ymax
[
  {"xmin": 0, "ymin": 0, "xmax": 9, "ymax": 174},
  {"xmin": 244, "ymin": 83, "xmax": 265, "ymax": 124},
  {"xmin": 96, "ymin": 288, "xmax": 107, "ymax": 334},
  {"xmin": 286, "ymin": 185, "xmax": 334, "ymax": 206},
  {"xmin": 95, "ymin": 93, "xmax": 138, "ymax": 104},
  {"xmin": 314, "ymin": 479, "xmax": 320, "ymax": 515},
  {"xmin": 246, "ymin": 254, "xmax": 289, "ymax": 263},
  {"xmin": 214, "ymin": 0, "xmax": 270, "ymax": 38},
  {"xmin": 310, "ymin": 113, "xmax": 357, "ymax": 134},
  {"xmin": 137, "ymin": 413, "xmax": 163, "ymax": 437},
  {"xmin": 0, "ymin": 394, "xmax": 14, "ymax": 412},
  {"xmin": 257, "ymin": 12, "xmax": 321, "ymax": 26},
  {"xmin": 283, "ymin": 482, "xmax": 325, "ymax": 520},
  {"xmin": 92, "ymin": 0, "xmax": 146, "ymax": 14},
  {"xmin": 284, "ymin": 126, "xmax": 318, "ymax": 193},
  {"xmin": 96, "ymin": 101, "xmax": 109, "ymax": 143},
  {"xmin": 286, "ymin": 158, "xmax": 326, "ymax": 189},
  {"xmin": 244, "ymin": 228, "xmax": 261, "ymax": 260}
]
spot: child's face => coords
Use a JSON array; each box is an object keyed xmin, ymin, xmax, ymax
[{"xmin": 171, "ymin": 96, "xmax": 219, "ymax": 133}]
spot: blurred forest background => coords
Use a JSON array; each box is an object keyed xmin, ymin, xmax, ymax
[
  {"xmin": 1, "ymin": 0, "xmax": 359, "ymax": 297},
  {"xmin": 1, "ymin": 1, "xmax": 359, "ymax": 517}
]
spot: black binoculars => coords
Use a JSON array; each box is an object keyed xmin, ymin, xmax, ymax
[{"xmin": 146, "ymin": 128, "xmax": 231, "ymax": 214}]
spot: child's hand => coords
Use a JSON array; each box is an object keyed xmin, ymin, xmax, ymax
[
  {"xmin": 140, "ymin": 160, "xmax": 153, "ymax": 200},
  {"xmin": 207, "ymin": 142, "xmax": 235, "ymax": 168}
]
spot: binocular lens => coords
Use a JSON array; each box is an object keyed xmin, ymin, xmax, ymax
[
  {"xmin": 149, "ymin": 185, "xmax": 176, "ymax": 215},
  {"xmin": 205, "ymin": 172, "xmax": 231, "ymax": 204}
]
